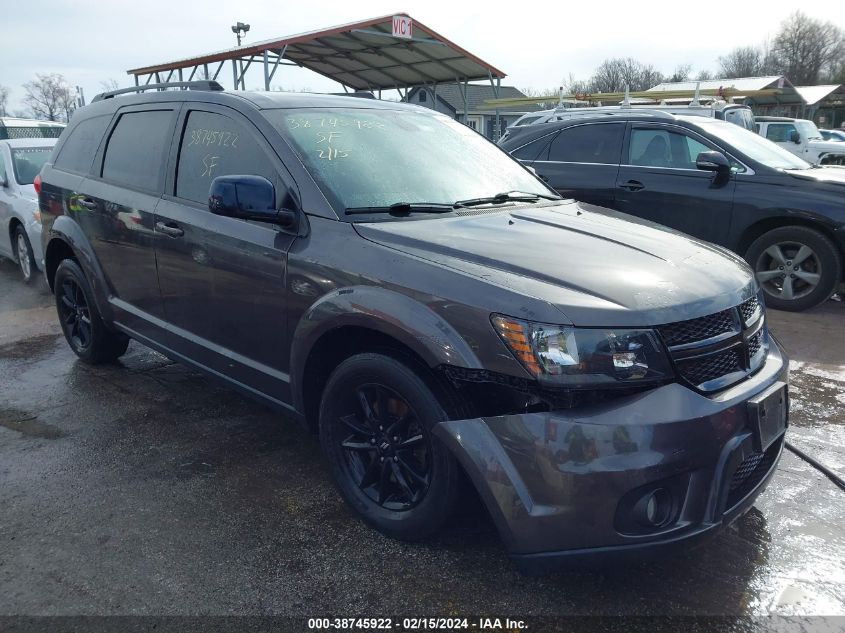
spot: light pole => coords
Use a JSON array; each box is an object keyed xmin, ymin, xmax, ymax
[{"xmin": 231, "ymin": 21, "xmax": 250, "ymax": 46}]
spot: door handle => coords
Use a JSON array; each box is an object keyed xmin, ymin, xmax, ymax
[
  {"xmin": 155, "ymin": 221, "xmax": 184, "ymax": 238},
  {"xmin": 78, "ymin": 197, "xmax": 97, "ymax": 209},
  {"xmin": 619, "ymin": 180, "xmax": 645, "ymax": 192}
]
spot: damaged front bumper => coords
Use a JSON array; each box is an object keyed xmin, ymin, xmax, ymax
[{"xmin": 433, "ymin": 341, "xmax": 789, "ymax": 572}]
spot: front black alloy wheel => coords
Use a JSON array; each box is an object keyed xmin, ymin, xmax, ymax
[
  {"xmin": 53, "ymin": 259, "xmax": 130, "ymax": 364},
  {"xmin": 338, "ymin": 383, "xmax": 432, "ymax": 511},
  {"xmin": 319, "ymin": 353, "xmax": 461, "ymax": 540}
]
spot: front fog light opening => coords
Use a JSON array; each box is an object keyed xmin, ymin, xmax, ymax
[{"xmin": 634, "ymin": 488, "xmax": 673, "ymax": 528}]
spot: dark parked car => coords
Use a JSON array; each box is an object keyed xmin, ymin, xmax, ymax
[
  {"xmin": 501, "ymin": 112, "xmax": 845, "ymax": 312},
  {"xmin": 38, "ymin": 83, "xmax": 788, "ymax": 571}
]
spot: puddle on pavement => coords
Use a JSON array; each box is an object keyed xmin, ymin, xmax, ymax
[
  {"xmin": 0, "ymin": 407, "xmax": 65, "ymax": 439},
  {"xmin": 0, "ymin": 333, "xmax": 62, "ymax": 361}
]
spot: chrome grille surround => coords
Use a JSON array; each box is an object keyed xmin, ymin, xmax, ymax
[{"xmin": 656, "ymin": 294, "xmax": 769, "ymax": 392}]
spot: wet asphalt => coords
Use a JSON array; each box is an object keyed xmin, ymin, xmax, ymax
[{"xmin": 0, "ymin": 257, "xmax": 843, "ymax": 621}]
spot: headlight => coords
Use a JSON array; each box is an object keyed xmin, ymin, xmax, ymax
[{"xmin": 491, "ymin": 314, "xmax": 673, "ymax": 387}]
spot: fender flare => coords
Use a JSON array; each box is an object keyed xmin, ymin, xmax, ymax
[
  {"xmin": 289, "ymin": 285, "xmax": 483, "ymax": 414},
  {"xmin": 45, "ymin": 215, "xmax": 114, "ymax": 324}
]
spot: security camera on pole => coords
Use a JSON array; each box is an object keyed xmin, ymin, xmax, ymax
[{"xmin": 231, "ymin": 21, "xmax": 250, "ymax": 89}]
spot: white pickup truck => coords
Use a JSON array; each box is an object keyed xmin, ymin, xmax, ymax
[{"xmin": 754, "ymin": 116, "xmax": 845, "ymax": 165}]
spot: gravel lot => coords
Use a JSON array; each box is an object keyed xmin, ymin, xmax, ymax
[{"xmin": 0, "ymin": 257, "xmax": 843, "ymax": 624}]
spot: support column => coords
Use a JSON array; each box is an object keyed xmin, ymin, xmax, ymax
[
  {"xmin": 232, "ymin": 59, "xmax": 239, "ymax": 90},
  {"xmin": 263, "ymin": 51, "xmax": 270, "ymax": 91}
]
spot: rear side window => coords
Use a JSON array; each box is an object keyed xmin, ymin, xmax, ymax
[
  {"xmin": 102, "ymin": 110, "xmax": 173, "ymax": 192},
  {"xmin": 511, "ymin": 135, "xmax": 553, "ymax": 162},
  {"xmin": 53, "ymin": 115, "xmax": 111, "ymax": 175},
  {"xmin": 176, "ymin": 110, "xmax": 278, "ymax": 205},
  {"xmin": 547, "ymin": 123, "xmax": 623, "ymax": 164},
  {"xmin": 765, "ymin": 124, "xmax": 797, "ymax": 143}
]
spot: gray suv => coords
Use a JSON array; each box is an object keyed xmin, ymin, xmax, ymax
[{"xmin": 38, "ymin": 82, "xmax": 788, "ymax": 571}]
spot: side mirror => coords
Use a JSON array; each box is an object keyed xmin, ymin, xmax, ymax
[
  {"xmin": 695, "ymin": 151, "xmax": 731, "ymax": 175},
  {"xmin": 789, "ymin": 130, "xmax": 801, "ymax": 144},
  {"xmin": 208, "ymin": 175, "xmax": 298, "ymax": 230},
  {"xmin": 525, "ymin": 165, "xmax": 538, "ymax": 176}
]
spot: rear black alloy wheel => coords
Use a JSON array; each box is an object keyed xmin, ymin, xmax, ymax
[
  {"xmin": 338, "ymin": 383, "xmax": 431, "ymax": 511},
  {"xmin": 319, "ymin": 353, "xmax": 461, "ymax": 540},
  {"xmin": 53, "ymin": 258, "xmax": 130, "ymax": 364},
  {"xmin": 57, "ymin": 276, "xmax": 93, "ymax": 353},
  {"xmin": 746, "ymin": 226, "xmax": 841, "ymax": 312}
]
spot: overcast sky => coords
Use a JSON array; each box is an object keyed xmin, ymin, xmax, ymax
[{"xmin": 2, "ymin": 0, "xmax": 844, "ymax": 113}]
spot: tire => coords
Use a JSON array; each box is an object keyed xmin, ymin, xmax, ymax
[
  {"xmin": 54, "ymin": 258, "xmax": 129, "ymax": 364},
  {"xmin": 318, "ymin": 353, "xmax": 461, "ymax": 541},
  {"xmin": 14, "ymin": 225, "xmax": 37, "ymax": 284},
  {"xmin": 745, "ymin": 226, "xmax": 842, "ymax": 312}
]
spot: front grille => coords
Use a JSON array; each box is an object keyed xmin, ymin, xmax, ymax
[
  {"xmin": 738, "ymin": 296, "xmax": 760, "ymax": 326},
  {"xmin": 676, "ymin": 348, "xmax": 743, "ymax": 386},
  {"xmin": 726, "ymin": 440, "xmax": 781, "ymax": 509},
  {"xmin": 657, "ymin": 309, "xmax": 736, "ymax": 347},
  {"xmin": 748, "ymin": 330, "xmax": 763, "ymax": 358},
  {"xmin": 657, "ymin": 295, "xmax": 767, "ymax": 392}
]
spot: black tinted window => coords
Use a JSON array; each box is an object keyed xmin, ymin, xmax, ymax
[
  {"xmin": 628, "ymin": 128, "xmax": 712, "ymax": 169},
  {"xmin": 176, "ymin": 111, "xmax": 277, "ymax": 204},
  {"xmin": 53, "ymin": 115, "xmax": 111, "ymax": 175},
  {"xmin": 511, "ymin": 135, "xmax": 553, "ymax": 161},
  {"xmin": 547, "ymin": 123, "xmax": 623, "ymax": 164},
  {"xmin": 102, "ymin": 110, "xmax": 173, "ymax": 191}
]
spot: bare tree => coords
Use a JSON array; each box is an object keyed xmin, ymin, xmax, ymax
[
  {"xmin": 0, "ymin": 85, "xmax": 9, "ymax": 117},
  {"xmin": 718, "ymin": 46, "xmax": 765, "ymax": 78},
  {"xmin": 519, "ymin": 87, "xmax": 558, "ymax": 98},
  {"xmin": 561, "ymin": 73, "xmax": 592, "ymax": 95},
  {"xmin": 667, "ymin": 64, "xmax": 693, "ymax": 83},
  {"xmin": 100, "ymin": 79, "xmax": 119, "ymax": 92},
  {"xmin": 589, "ymin": 58, "xmax": 664, "ymax": 92},
  {"xmin": 771, "ymin": 11, "xmax": 844, "ymax": 85},
  {"xmin": 22, "ymin": 73, "xmax": 76, "ymax": 122},
  {"xmin": 696, "ymin": 69, "xmax": 714, "ymax": 81}
]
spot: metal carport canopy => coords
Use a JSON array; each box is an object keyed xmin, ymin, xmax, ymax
[{"xmin": 125, "ymin": 13, "xmax": 507, "ymax": 92}]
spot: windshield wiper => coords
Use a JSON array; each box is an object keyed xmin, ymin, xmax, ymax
[
  {"xmin": 455, "ymin": 190, "xmax": 560, "ymax": 207},
  {"xmin": 345, "ymin": 202, "xmax": 459, "ymax": 216}
]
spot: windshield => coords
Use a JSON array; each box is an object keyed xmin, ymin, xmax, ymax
[
  {"xmin": 796, "ymin": 120, "xmax": 823, "ymax": 140},
  {"xmin": 11, "ymin": 147, "xmax": 51, "ymax": 185},
  {"xmin": 689, "ymin": 118, "xmax": 811, "ymax": 170},
  {"xmin": 268, "ymin": 108, "xmax": 550, "ymax": 213}
]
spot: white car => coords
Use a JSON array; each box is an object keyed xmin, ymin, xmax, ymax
[
  {"xmin": 0, "ymin": 138, "xmax": 55, "ymax": 282},
  {"xmin": 754, "ymin": 117, "xmax": 845, "ymax": 165},
  {"xmin": 819, "ymin": 129, "xmax": 845, "ymax": 142}
]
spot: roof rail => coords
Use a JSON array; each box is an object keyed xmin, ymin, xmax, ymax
[
  {"xmin": 92, "ymin": 81, "xmax": 225, "ymax": 102},
  {"xmin": 550, "ymin": 108, "xmax": 676, "ymax": 120}
]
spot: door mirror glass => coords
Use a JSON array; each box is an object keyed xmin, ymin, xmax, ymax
[
  {"xmin": 695, "ymin": 151, "xmax": 731, "ymax": 174},
  {"xmin": 789, "ymin": 130, "xmax": 801, "ymax": 144},
  {"xmin": 209, "ymin": 175, "xmax": 297, "ymax": 229}
]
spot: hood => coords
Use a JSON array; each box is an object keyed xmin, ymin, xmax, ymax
[
  {"xmin": 809, "ymin": 139, "xmax": 845, "ymax": 153},
  {"xmin": 353, "ymin": 201, "xmax": 756, "ymax": 327},
  {"xmin": 785, "ymin": 165, "xmax": 845, "ymax": 186}
]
